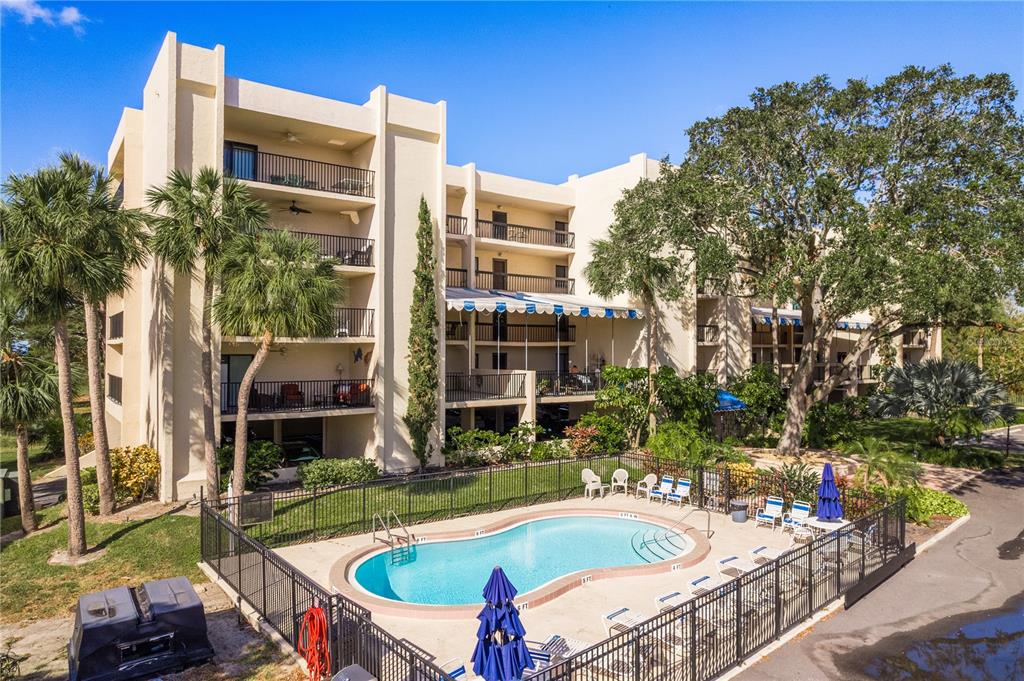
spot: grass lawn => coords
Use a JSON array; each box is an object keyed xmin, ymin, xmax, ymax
[
  {"xmin": 854, "ymin": 416, "xmax": 1022, "ymax": 469},
  {"xmin": 0, "ymin": 513, "xmax": 203, "ymax": 624},
  {"xmin": 0, "ymin": 501, "xmax": 66, "ymax": 536}
]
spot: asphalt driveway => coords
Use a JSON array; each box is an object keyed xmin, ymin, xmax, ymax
[{"xmin": 737, "ymin": 467, "xmax": 1024, "ymax": 680}]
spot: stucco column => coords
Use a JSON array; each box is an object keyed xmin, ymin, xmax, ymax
[{"xmin": 520, "ymin": 370, "xmax": 537, "ymax": 426}]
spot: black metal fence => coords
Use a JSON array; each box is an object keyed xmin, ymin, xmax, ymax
[
  {"xmin": 199, "ymin": 504, "xmax": 452, "ymax": 680},
  {"xmin": 525, "ymin": 498, "xmax": 909, "ymax": 681},
  {"xmin": 333, "ymin": 308, "xmax": 375, "ymax": 338},
  {"xmin": 220, "ymin": 379, "xmax": 374, "ymax": 415},
  {"xmin": 536, "ymin": 370, "xmax": 604, "ymax": 397},
  {"xmin": 266, "ymin": 229, "xmax": 374, "ymax": 266},
  {"xmin": 202, "ymin": 453, "xmax": 905, "ymax": 681},
  {"xmin": 224, "ymin": 144, "xmax": 375, "ymax": 198},
  {"xmin": 445, "ymin": 372, "xmax": 527, "ymax": 403}
]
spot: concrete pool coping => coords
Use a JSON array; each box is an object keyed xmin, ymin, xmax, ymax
[{"xmin": 328, "ymin": 507, "xmax": 712, "ymax": 618}]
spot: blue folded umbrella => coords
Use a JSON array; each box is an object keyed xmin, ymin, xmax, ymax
[
  {"xmin": 816, "ymin": 463, "xmax": 844, "ymax": 521},
  {"xmin": 471, "ymin": 567, "xmax": 535, "ymax": 681}
]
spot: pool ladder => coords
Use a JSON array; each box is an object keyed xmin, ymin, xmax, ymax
[{"xmin": 372, "ymin": 511, "xmax": 415, "ymax": 565}]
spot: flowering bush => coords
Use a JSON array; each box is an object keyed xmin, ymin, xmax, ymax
[
  {"xmin": 110, "ymin": 444, "xmax": 161, "ymax": 502},
  {"xmin": 564, "ymin": 424, "xmax": 601, "ymax": 457}
]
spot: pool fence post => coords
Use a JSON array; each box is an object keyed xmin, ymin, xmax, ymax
[
  {"xmin": 489, "ymin": 465, "xmax": 494, "ymax": 512},
  {"xmin": 448, "ymin": 474, "xmax": 455, "ymax": 516},
  {"xmin": 291, "ymin": 569, "xmax": 298, "ymax": 646},
  {"xmin": 262, "ymin": 548, "xmax": 268, "ymax": 618},
  {"xmin": 834, "ymin": 531, "xmax": 842, "ymax": 596},
  {"xmin": 312, "ymin": 488, "xmax": 318, "ymax": 539},
  {"xmin": 773, "ymin": 560, "xmax": 781, "ymax": 640},
  {"xmin": 523, "ymin": 460, "xmax": 528, "ymax": 507},
  {"xmin": 688, "ymin": 601, "xmax": 698, "ymax": 681},
  {"xmin": 807, "ymin": 543, "xmax": 814, "ymax": 615},
  {"xmin": 632, "ymin": 630, "xmax": 641, "ymax": 681},
  {"xmin": 724, "ymin": 466, "xmax": 732, "ymax": 512},
  {"xmin": 557, "ymin": 457, "xmax": 562, "ymax": 500},
  {"xmin": 361, "ymin": 484, "xmax": 367, "ymax": 533},
  {"xmin": 734, "ymin": 572, "xmax": 742, "ymax": 659}
]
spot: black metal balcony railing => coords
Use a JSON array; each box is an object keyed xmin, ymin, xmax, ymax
[
  {"xmin": 446, "ymin": 215, "xmax": 468, "ymax": 235},
  {"xmin": 475, "ymin": 270, "xmax": 575, "ymax": 295},
  {"xmin": 446, "ymin": 321, "xmax": 470, "ymax": 341},
  {"xmin": 333, "ymin": 308, "xmax": 374, "ymax": 337},
  {"xmin": 772, "ymin": 363, "xmax": 875, "ymax": 384},
  {"xmin": 108, "ymin": 311, "xmax": 124, "ymax": 340},
  {"xmin": 446, "ymin": 268, "xmax": 469, "ymax": 288},
  {"xmin": 444, "ymin": 373, "xmax": 526, "ymax": 403},
  {"xmin": 535, "ymin": 370, "xmax": 604, "ymax": 397},
  {"xmin": 220, "ymin": 379, "xmax": 374, "ymax": 415},
  {"xmin": 696, "ymin": 324, "xmax": 720, "ymax": 344},
  {"xmin": 265, "ymin": 229, "xmax": 374, "ymax": 266},
  {"xmin": 107, "ymin": 374, "xmax": 122, "ymax": 405},
  {"xmin": 476, "ymin": 219, "xmax": 575, "ymax": 249},
  {"xmin": 224, "ymin": 145, "xmax": 375, "ymax": 198},
  {"xmin": 475, "ymin": 324, "xmax": 576, "ymax": 343}
]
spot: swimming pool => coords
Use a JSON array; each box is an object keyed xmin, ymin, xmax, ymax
[{"xmin": 351, "ymin": 515, "xmax": 695, "ymax": 606}]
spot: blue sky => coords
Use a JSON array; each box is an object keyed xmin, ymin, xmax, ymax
[{"xmin": 2, "ymin": 2, "xmax": 1022, "ymax": 183}]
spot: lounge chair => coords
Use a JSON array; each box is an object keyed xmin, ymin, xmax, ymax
[
  {"xmin": 666, "ymin": 478, "xmax": 692, "ymax": 507},
  {"xmin": 648, "ymin": 475, "xmax": 675, "ymax": 504},
  {"xmin": 749, "ymin": 545, "xmax": 787, "ymax": 565},
  {"xmin": 439, "ymin": 658, "xmax": 472, "ymax": 679},
  {"xmin": 655, "ymin": 591, "xmax": 686, "ymax": 613},
  {"xmin": 755, "ymin": 496, "xmax": 785, "ymax": 530},
  {"xmin": 782, "ymin": 500, "xmax": 812, "ymax": 534},
  {"xmin": 581, "ymin": 468, "xmax": 608, "ymax": 499},
  {"xmin": 635, "ymin": 473, "xmax": 658, "ymax": 500},
  {"xmin": 717, "ymin": 555, "xmax": 758, "ymax": 580},
  {"xmin": 688, "ymin": 575, "xmax": 721, "ymax": 597},
  {"xmin": 602, "ymin": 606, "xmax": 647, "ymax": 636},
  {"xmin": 523, "ymin": 638, "xmax": 555, "ymax": 673},
  {"xmin": 610, "ymin": 468, "xmax": 629, "ymax": 495}
]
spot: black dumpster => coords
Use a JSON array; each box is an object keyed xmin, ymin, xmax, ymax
[{"xmin": 68, "ymin": 577, "xmax": 214, "ymax": 681}]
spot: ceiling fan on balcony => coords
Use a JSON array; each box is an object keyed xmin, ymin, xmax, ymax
[
  {"xmin": 279, "ymin": 201, "xmax": 312, "ymax": 215},
  {"xmin": 281, "ymin": 131, "xmax": 303, "ymax": 144}
]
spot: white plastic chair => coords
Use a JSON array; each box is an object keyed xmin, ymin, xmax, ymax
[
  {"xmin": 755, "ymin": 496, "xmax": 785, "ymax": 530},
  {"xmin": 581, "ymin": 468, "xmax": 608, "ymax": 499},
  {"xmin": 648, "ymin": 475, "xmax": 675, "ymax": 503},
  {"xmin": 666, "ymin": 478, "xmax": 692, "ymax": 507},
  {"xmin": 636, "ymin": 473, "xmax": 658, "ymax": 500},
  {"xmin": 782, "ymin": 500, "xmax": 812, "ymax": 534},
  {"xmin": 610, "ymin": 468, "xmax": 629, "ymax": 495}
]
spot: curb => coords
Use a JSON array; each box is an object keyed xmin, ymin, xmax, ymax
[{"xmin": 716, "ymin": 512, "xmax": 972, "ymax": 681}]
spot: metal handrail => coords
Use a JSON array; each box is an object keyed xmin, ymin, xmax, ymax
[
  {"xmin": 678, "ymin": 507, "xmax": 714, "ymax": 538},
  {"xmin": 371, "ymin": 511, "xmax": 413, "ymax": 547},
  {"xmin": 387, "ymin": 510, "xmax": 413, "ymax": 546}
]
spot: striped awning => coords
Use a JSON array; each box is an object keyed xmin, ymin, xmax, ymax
[
  {"xmin": 751, "ymin": 307, "xmax": 872, "ymax": 330},
  {"xmin": 445, "ymin": 288, "xmax": 642, "ymax": 319}
]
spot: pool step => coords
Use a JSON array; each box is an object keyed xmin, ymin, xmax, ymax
[{"xmin": 631, "ymin": 528, "xmax": 690, "ymax": 564}]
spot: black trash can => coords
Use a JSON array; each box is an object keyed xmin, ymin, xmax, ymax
[{"xmin": 730, "ymin": 500, "xmax": 749, "ymax": 523}]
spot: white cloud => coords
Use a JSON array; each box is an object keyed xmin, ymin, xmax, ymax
[{"xmin": 0, "ymin": 0, "xmax": 88, "ymax": 34}]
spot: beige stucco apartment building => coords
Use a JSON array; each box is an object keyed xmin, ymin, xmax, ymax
[{"xmin": 103, "ymin": 34, "xmax": 940, "ymax": 502}]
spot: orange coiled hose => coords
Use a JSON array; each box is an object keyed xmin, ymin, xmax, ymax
[{"xmin": 297, "ymin": 605, "xmax": 330, "ymax": 681}]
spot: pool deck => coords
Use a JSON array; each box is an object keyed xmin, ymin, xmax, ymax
[{"xmin": 275, "ymin": 493, "xmax": 794, "ymax": 669}]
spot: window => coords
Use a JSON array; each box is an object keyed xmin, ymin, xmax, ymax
[
  {"xmin": 491, "ymin": 353, "xmax": 508, "ymax": 370},
  {"xmin": 223, "ymin": 141, "xmax": 257, "ymax": 181}
]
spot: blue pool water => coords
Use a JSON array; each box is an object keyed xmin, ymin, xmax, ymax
[{"xmin": 352, "ymin": 515, "xmax": 694, "ymax": 606}]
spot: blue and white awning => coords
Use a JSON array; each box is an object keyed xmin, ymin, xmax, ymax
[
  {"xmin": 751, "ymin": 307, "xmax": 872, "ymax": 330},
  {"xmin": 445, "ymin": 288, "xmax": 642, "ymax": 319}
]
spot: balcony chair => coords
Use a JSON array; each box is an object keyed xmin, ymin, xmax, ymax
[{"xmin": 280, "ymin": 383, "xmax": 305, "ymax": 408}]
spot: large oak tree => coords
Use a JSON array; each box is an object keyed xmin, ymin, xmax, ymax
[{"xmin": 622, "ymin": 66, "xmax": 1023, "ymax": 455}]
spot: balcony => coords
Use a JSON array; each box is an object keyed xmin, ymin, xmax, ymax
[
  {"xmin": 224, "ymin": 144, "xmax": 374, "ymax": 198},
  {"xmin": 220, "ymin": 379, "xmax": 374, "ymax": 415},
  {"xmin": 108, "ymin": 311, "xmax": 124, "ymax": 341},
  {"xmin": 475, "ymin": 324, "xmax": 575, "ymax": 343},
  {"xmin": 446, "ymin": 215, "xmax": 468, "ymax": 236},
  {"xmin": 697, "ymin": 325, "xmax": 720, "ymax": 345},
  {"xmin": 446, "ymin": 268, "xmax": 469, "ymax": 288},
  {"xmin": 266, "ymin": 229, "xmax": 373, "ymax": 267},
  {"xmin": 445, "ymin": 373, "xmax": 526, "ymax": 403},
  {"xmin": 536, "ymin": 370, "xmax": 603, "ymax": 398},
  {"xmin": 107, "ymin": 374, "xmax": 122, "ymax": 405},
  {"xmin": 476, "ymin": 219, "xmax": 574, "ymax": 249},
  {"xmin": 902, "ymin": 330, "xmax": 927, "ymax": 347},
  {"xmin": 446, "ymin": 321, "xmax": 470, "ymax": 341},
  {"xmin": 773, "ymin": 363, "xmax": 877, "ymax": 384},
  {"xmin": 475, "ymin": 271, "xmax": 575, "ymax": 295}
]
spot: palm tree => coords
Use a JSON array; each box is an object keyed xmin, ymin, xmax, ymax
[
  {"xmin": 60, "ymin": 154, "xmax": 148, "ymax": 515},
  {"xmin": 0, "ymin": 294, "xmax": 59, "ymax": 533},
  {"xmin": 846, "ymin": 437, "xmax": 921, "ymax": 488},
  {"xmin": 147, "ymin": 169, "xmax": 268, "ymax": 500},
  {"xmin": 0, "ymin": 165, "xmax": 96, "ymax": 556},
  {"xmin": 213, "ymin": 229, "xmax": 343, "ymax": 493},
  {"xmin": 585, "ymin": 187, "xmax": 685, "ymax": 436},
  {"xmin": 871, "ymin": 359, "xmax": 1016, "ymax": 446}
]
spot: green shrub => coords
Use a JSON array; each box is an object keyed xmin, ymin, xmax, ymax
[
  {"xmin": 298, "ymin": 457, "xmax": 379, "ymax": 490},
  {"xmin": 444, "ymin": 427, "xmax": 503, "ymax": 467},
  {"xmin": 805, "ymin": 396, "xmax": 867, "ymax": 448},
  {"xmin": 646, "ymin": 421, "xmax": 711, "ymax": 465},
  {"xmin": 530, "ymin": 439, "xmax": 568, "ymax": 461},
  {"xmin": 778, "ymin": 462, "xmax": 821, "ymax": 501},
  {"xmin": 80, "ymin": 467, "xmax": 97, "ymax": 486},
  {"xmin": 575, "ymin": 412, "xmax": 628, "ymax": 452},
  {"xmin": 82, "ymin": 483, "xmax": 100, "ymax": 515},
  {"xmin": 654, "ymin": 368, "xmax": 718, "ymax": 431},
  {"xmin": 727, "ymin": 364, "xmax": 785, "ymax": 438},
  {"xmin": 31, "ymin": 412, "xmax": 92, "ymax": 459},
  {"xmin": 502, "ymin": 422, "xmax": 543, "ymax": 462},
  {"xmin": 881, "ymin": 485, "xmax": 969, "ymax": 524},
  {"xmin": 217, "ymin": 440, "xmax": 282, "ymax": 492}
]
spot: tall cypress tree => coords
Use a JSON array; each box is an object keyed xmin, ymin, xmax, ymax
[{"xmin": 403, "ymin": 197, "xmax": 439, "ymax": 469}]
